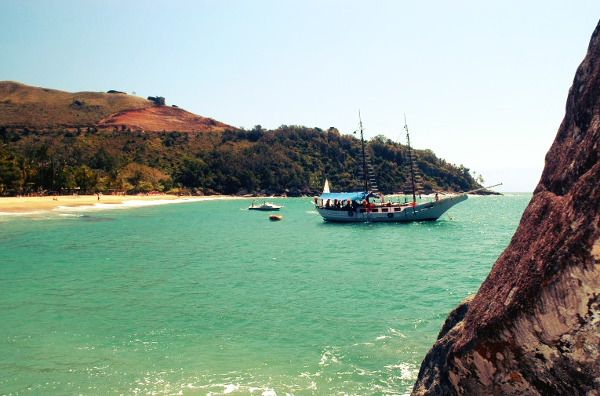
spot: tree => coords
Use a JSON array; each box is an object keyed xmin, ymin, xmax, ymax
[
  {"xmin": 53, "ymin": 162, "xmax": 76, "ymax": 193},
  {"xmin": 74, "ymin": 165, "xmax": 99, "ymax": 194},
  {"xmin": 174, "ymin": 156, "xmax": 209, "ymax": 188},
  {"xmin": 120, "ymin": 163, "xmax": 170, "ymax": 193},
  {"xmin": 247, "ymin": 125, "xmax": 264, "ymax": 142},
  {"xmin": 372, "ymin": 134, "xmax": 389, "ymax": 144}
]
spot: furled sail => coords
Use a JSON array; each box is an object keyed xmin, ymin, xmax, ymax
[
  {"xmin": 356, "ymin": 153, "xmax": 379, "ymax": 193},
  {"xmin": 403, "ymin": 149, "xmax": 423, "ymax": 198},
  {"xmin": 402, "ymin": 116, "xmax": 422, "ymax": 202}
]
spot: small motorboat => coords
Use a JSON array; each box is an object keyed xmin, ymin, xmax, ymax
[
  {"xmin": 269, "ymin": 215, "xmax": 283, "ymax": 221},
  {"xmin": 248, "ymin": 201, "xmax": 283, "ymax": 211}
]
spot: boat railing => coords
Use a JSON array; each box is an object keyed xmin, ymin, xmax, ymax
[{"xmin": 315, "ymin": 200, "xmax": 417, "ymax": 211}]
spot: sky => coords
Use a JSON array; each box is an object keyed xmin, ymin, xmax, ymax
[{"xmin": 1, "ymin": 1, "xmax": 599, "ymax": 192}]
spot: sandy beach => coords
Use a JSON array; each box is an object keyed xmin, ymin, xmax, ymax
[{"xmin": 0, "ymin": 194, "xmax": 217, "ymax": 214}]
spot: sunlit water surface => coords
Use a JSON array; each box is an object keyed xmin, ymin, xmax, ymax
[{"xmin": 0, "ymin": 193, "xmax": 531, "ymax": 395}]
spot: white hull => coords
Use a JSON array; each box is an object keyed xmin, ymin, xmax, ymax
[
  {"xmin": 248, "ymin": 206, "xmax": 281, "ymax": 211},
  {"xmin": 248, "ymin": 202, "xmax": 282, "ymax": 211},
  {"xmin": 316, "ymin": 194, "xmax": 467, "ymax": 222},
  {"xmin": 316, "ymin": 115, "xmax": 471, "ymax": 223}
]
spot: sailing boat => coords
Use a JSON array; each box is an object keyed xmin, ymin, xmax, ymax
[{"xmin": 315, "ymin": 115, "xmax": 468, "ymax": 222}]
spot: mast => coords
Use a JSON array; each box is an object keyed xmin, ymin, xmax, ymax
[
  {"xmin": 359, "ymin": 111, "xmax": 368, "ymax": 192},
  {"xmin": 404, "ymin": 114, "xmax": 417, "ymax": 204}
]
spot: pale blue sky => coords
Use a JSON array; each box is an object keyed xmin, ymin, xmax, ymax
[{"xmin": 1, "ymin": 1, "xmax": 599, "ymax": 191}]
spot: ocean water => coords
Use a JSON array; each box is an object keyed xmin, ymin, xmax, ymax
[{"xmin": 0, "ymin": 194, "xmax": 531, "ymax": 395}]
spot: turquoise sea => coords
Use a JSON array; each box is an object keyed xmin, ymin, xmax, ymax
[{"xmin": 0, "ymin": 193, "xmax": 531, "ymax": 395}]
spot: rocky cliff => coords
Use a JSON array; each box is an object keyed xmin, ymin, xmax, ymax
[{"xmin": 411, "ymin": 20, "xmax": 600, "ymax": 396}]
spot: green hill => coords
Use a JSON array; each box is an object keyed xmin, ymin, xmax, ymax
[
  {"xmin": 0, "ymin": 125, "xmax": 482, "ymax": 197},
  {"xmin": 0, "ymin": 82, "xmax": 484, "ymax": 197}
]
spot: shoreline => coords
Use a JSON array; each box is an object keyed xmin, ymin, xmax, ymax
[
  {"xmin": 0, "ymin": 192, "xmax": 520, "ymax": 215},
  {"xmin": 0, "ymin": 194, "xmax": 234, "ymax": 215}
]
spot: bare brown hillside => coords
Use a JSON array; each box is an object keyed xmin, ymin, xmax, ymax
[
  {"xmin": 98, "ymin": 106, "xmax": 232, "ymax": 132},
  {"xmin": 0, "ymin": 81, "xmax": 234, "ymax": 132}
]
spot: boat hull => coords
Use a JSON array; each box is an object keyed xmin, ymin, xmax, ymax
[
  {"xmin": 248, "ymin": 202, "xmax": 282, "ymax": 211},
  {"xmin": 316, "ymin": 194, "xmax": 467, "ymax": 222},
  {"xmin": 248, "ymin": 207, "xmax": 281, "ymax": 211}
]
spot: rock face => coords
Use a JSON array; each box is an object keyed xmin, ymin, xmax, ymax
[{"xmin": 412, "ymin": 20, "xmax": 600, "ymax": 396}]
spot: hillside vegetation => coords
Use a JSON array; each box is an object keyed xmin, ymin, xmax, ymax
[
  {"xmin": 0, "ymin": 82, "xmax": 482, "ymax": 197},
  {"xmin": 0, "ymin": 124, "xmax": 481, "ymax": 197}
]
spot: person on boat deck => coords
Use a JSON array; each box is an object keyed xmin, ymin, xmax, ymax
[{"xmin": 325, "ymin": 199, "xmax": 330, "ymax": 208}]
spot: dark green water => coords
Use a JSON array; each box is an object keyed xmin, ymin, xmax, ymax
[{"xmin": 0, "ymin": 194, "xmax": 530, "ymax": 395}]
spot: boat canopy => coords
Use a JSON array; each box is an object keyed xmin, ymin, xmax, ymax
[{"xmin": 318, "ymin": 191, "xmax": 376, "ymax": 202}]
